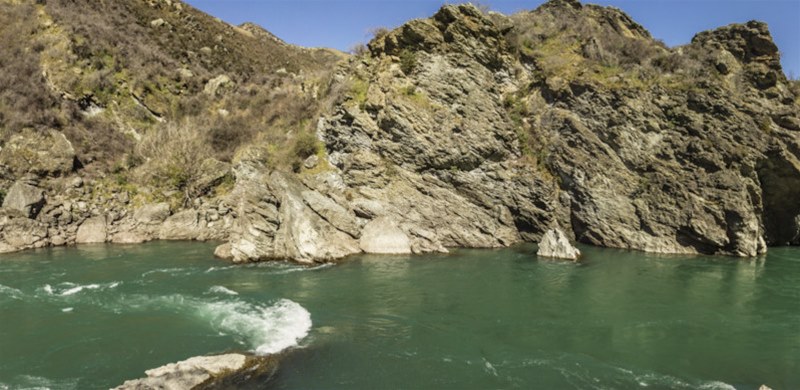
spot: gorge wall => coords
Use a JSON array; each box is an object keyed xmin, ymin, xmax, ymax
[{"xmin": 1, "ymin": 0, "xmax": 798, "ymax": 261}]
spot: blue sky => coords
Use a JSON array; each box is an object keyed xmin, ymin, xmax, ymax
[{"xmin": 184, "ymin": 0, "xmax": 800, "ymax": 77}]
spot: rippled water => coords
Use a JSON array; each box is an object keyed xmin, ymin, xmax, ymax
[{"xmin": 0, "ymin": 242, "xmax": 798, "ymax": 389}]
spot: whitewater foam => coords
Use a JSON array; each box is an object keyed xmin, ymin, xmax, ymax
[
  {"xmin": 142, "ymin": 267, "xmax": 190, "ymax": 278},
  {"xmin": 115, "ymin": 294, "xmax": 312, "ymax": 355},
  {"xmin": 198, "ymin": 298, "xmax": 312, "ymax": 354},
  {"xmin": 40, "ymin": 281, "xmax": 122, "ymax": 297},
  {"xmin": 207, "ymin": 286, "xmax": 239, "ymax": 296},
  {"xmin": 0, "ymin": 284, "xmax": 23, "ymax": 300}
]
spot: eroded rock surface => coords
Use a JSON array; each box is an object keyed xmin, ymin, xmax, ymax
[
  {"xmin": 537, "ymin": 228, "xmax": 581, "ymax": 260},
  {"xmin": 114, "ymin": 353, "xmax": 278, "ymax": 390}
]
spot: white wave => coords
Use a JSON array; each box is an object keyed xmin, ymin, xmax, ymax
[
  {"xmin": 142, "ymin": 267, "xmax": 189, "ymax": 277},
  {"xmin": 0, "ymin": 284, "xmax": 23, "ymax": 300},
  {"xmin": 205, "ymin": 265, "xmax": 238, "ymax": 273},
  {"xmin": 207, "ymin": 286, "xmax": 239, "ymax": 296},
  {"xmin": 206, "ymin": 262, "xmax": 333, "ymax": 275},
  {"xmin": 116, "ymin": 294, "xmax": 312, "ymax": 355},
  {"xmin": 483, "ymin": 358, "xmax": 499, "ymax": 377},
  {"xmin": 699, "ymin": 382, "xmax": 736, "ymax": 390},
  {"xmin": 61, "ymin": 284, "xmax": 101, "ymax": 296},
  {"xmin": 8, "ymin": 375, "xmax": 78, "ymax": 390},
  {"xmin": 197, "ymin": 298, "xmax": 312, "ymax": 355},
  {"xmin": 40, "ymin": 281, "xmax": 121, "ymax": 296}
]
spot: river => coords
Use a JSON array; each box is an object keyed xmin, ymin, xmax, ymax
[{"xmin": 0, "ymin": 242, "xmax": 798, "ymax": 389}]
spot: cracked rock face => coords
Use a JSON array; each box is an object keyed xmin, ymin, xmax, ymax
[
  {"xmin": 213, "ymin": 2, "xmax": 799, "ymax": 262},
  {"xmin": 114, "ymin": 353, "xmax": 278, "ymax": 390}
]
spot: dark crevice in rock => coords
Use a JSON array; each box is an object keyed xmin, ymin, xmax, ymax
[{"xmin": 756, "ymin": 153, "xmax": 800, "ymax": 245}]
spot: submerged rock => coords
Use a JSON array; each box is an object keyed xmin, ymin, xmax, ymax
[
  {"xmin": 114, "ymin": 353, "xmax": 278, "ymax": 390},
  {"xmin": 537, "ymin": 228, "xmax": 581, "ymax": 261}
]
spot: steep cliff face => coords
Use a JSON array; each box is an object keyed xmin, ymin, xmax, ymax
[{"xmin": 0, "ymin": 0, "xmax": 798, "ymax": 260}]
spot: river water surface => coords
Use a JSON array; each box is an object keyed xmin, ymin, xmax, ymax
[{"xmin": 0, "ymin": 242, "xmax": 798, "ymax": 389}]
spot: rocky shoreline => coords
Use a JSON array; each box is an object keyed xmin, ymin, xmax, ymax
[{"xmin": 1, "ymin": 1, "xmax": 799, "ymax": 263}]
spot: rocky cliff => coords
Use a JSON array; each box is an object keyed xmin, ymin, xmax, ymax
[{"xmin": 0, "ymin": 0, "xmax": 798, "ymax": 261}]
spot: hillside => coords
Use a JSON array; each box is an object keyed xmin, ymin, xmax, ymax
[{"xmin": 0, "ymin": 0, "xmax": 798, "ymax": 260}]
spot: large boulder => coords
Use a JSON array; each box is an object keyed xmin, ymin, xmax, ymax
[
  {"xmin": 0, "ymin": 129, "xmax": 76, "ymax": 177},
  {"xmin": 159, "ymin": 210, "xmax": 203, "ymax": 240},
  {"xmin": 114, "ymin": 353, "xmax": 278, "ymax": 390},
  {"xmin": 2, "ymin": 181, "xmax": 45, "ymax": 218},
  {"xmin": 193, "ymin": 158, "xmax": 231, "ymax": 195},
  {"xmin": 359, "ymin": 217, "xmax": 412, "ymax": 254},
  {"xmin": 0, "ymin": 209, "xmax": 48, "ymax": 253},
  {"xmin": 133, "ymin": 203, "xmax": 171, "ymax": 225},
  {"xmin": 203, "ymin": 75, "xmax": 234, "ymax": 96},
  {"xmin": 76, "ymin": 216, "xmax": 108, "ymax": 244},
  {"xmin": 537, "ymin": 228, "xmax": 581, "ymax": 261}
]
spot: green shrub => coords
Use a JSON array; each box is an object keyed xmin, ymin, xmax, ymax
[
  {"xmin": 399, "ymin": 49, "xmax": 417, "ymax": 75},
  {"xmin": 349, "ymin": 77, "xmax": 369, "ymax": 108},
  {"xmin": 293, "ymin": 132, "xmax": 320, "ymax": 160}
]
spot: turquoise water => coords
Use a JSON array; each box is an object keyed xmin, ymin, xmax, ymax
[{"xmin": 0, "ymin": 242, "xmax": 798, "ymax": 389}]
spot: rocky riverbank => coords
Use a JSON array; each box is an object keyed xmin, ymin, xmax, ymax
[{"xmin": 0, "ymin": 0, "xmax": 798, "ymax": 262}]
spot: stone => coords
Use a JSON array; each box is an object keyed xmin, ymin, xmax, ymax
[
  {"xmin": 203, "ymin": 75, "xmax": 234, "ymax": 96},
  {"xmin": 50, "ymin": 235, "xmax": 66, "ymax": 246},
  {"xmin": 76, "ymin": 216, "xmax": 107, "ymax": 244},
  {"xmin": 67, "ymin": 176, "xmax": 83, "ymax": 188},
  {"xmin": 537, "ymin": 228, "xmax": 581, "ymax": 261},
  {"xmin": 133, "ymin": 203, "xmax": 171, "ymax": 224},
  {"xmin": 177, "ymin": 68, "xmax": 194, "ymax": 79},
  {"xmin": 150, "ymin": 18, "xmax": 165, "ymax": 27},
  {"xmin": 159, "ymin": 210, "xmax": 203, "ymax": 240},
  {"xmin": 2, "ymin": 181, "xmax": 45, "ymax": 218},
  {"xmin": 194, "ymin": 158, "xmax": 231, "ymax": 195},
  {"xmin": 303, "ymin": 155, "xmax": 319, "ymax": 169},
  {"xmin": 0, "ymin": 129, "xmax": 76, "ymax": 177},
  {"xmin": 114, "ymin": 353, "xmax": 278, "ymax": 390},
  {"xmin": 359, "ymin": 217, "xmax": 412, "ymax": 254},
  {"xmin": 112, "ymin": 232, "xmax": 147, "ymax": 244},
  {"xmin": 0, "ymin": 209, "xmax": 48, "ymax": 253},
  {"xmin": 224, "ymin": 167, "xmax": 360, "ymax": 263},
  {"xmin": 214, "ymin": 242, "xmax": 233, "ymax": 260},
  {"xmin": 301, "ymin": 190, "xmax": 360, "ymax": 238}
]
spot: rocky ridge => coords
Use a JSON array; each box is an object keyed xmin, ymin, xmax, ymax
[{"xmin": 0, "ymin": 0, "xmax": 798, "ymax": 261}]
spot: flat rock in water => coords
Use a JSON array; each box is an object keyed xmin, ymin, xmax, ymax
[
  {"xmin": 537, "ymin": 228, "xmax": 581, "ymax": 261},
  {"xmin": 114, "ymin": 353, "xmax": 278, "ymax": 390}
]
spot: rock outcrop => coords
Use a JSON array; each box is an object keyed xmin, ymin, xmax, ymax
[
  {"xmin": 115, "ymin": 353, "xmax": 278, "ymax": 390},
  {"xmin": 537, "ymin": 228, "xmax": 581, "ymax": 260}
]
